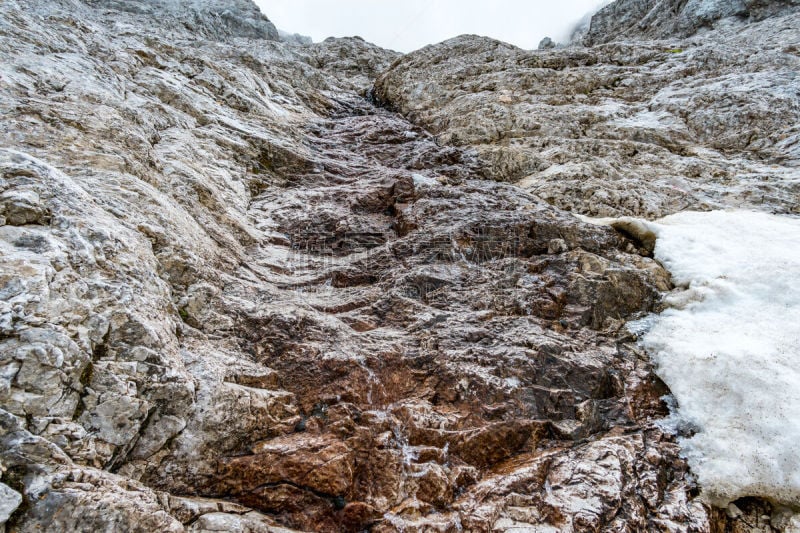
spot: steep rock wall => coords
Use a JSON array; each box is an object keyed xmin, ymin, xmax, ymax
[{"xmin": 0, "ymin": 0, "xmax": 798, "ymax": 531}]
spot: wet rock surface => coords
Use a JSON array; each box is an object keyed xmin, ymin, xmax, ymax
[{"xmin": 0, "ymin": 0, "xmax": 797, "ymax": 531}]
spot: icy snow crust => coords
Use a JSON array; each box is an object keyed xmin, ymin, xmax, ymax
[{"xmin": 642, "ymin": 210, "xmax": 800, "ymax": 506}]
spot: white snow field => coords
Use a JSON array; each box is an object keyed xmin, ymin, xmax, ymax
[{"xmin": 638, "ymin": 210, "xmax": 800, "ymax": 506}]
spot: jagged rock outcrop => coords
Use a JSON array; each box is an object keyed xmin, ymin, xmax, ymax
[
  {"xmin": 584, "ymin": 0, "xmax": 800, "ymax": 45},
  {"xmin": 374, "ymin": 9, "xmax": 800, "ymax": 218},
  {"xmin": 1, "ymin": 0, "xmax": 798, "ymax": 531},
  {"xmin": 84, "ymin": 0, "xmax": 281, "ymax": 40}
]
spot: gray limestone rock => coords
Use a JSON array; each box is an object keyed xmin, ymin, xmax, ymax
[
  {"xmin": 83, "ymin": 0, "xmax": 281, "ymax": 40},
  {"xmin": 0, "ymin": 482, "xmax": 22, "ymax": 526},
  {"xmin": 0, "ymin": 0, "xmax": 798, "ymax": 531},
  {"xmin": 584, "ymin": 0, "xmax": 800, "ymax": 44},
  {"xmin": 374, "ymin": 11, "xmax": 800, "ymax": 218},
  {"xmin": 538, "ymin": 36, "xmax": 556, "ymax": 49}
]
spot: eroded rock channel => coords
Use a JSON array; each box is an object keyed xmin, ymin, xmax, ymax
[{"xmin": 1, "ymin": 0, "xmax": 798, "ymax": 531}]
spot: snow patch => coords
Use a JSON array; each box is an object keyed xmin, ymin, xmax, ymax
[
  {"xmin": 640, "ymin": 210, "xmax": 800, "ymax": 506},
  {"xmin": 411, "ymin": 173, "xmax": 438, "ymax": 187}
]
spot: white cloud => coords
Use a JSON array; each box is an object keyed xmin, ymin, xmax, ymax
[{"xmin": 255, "ymin": 0, "xmax": 608, "ymax": 52}]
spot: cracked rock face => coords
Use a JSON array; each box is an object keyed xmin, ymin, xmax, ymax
[
  {"xmin": 0, "ymin": 0, "xmax": 797, "ymax": 532},
  {"xmin": 583, "ymin": 0, "xmax": 800, "ymax": 45},
  {"xmin": 373, "ymin": 10, "xmax": 800, "ymax": 218}
]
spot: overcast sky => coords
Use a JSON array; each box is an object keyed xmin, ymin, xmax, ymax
[{"xmin": 254, "ymin": 1, "xmax": 608, "ymax": 53}]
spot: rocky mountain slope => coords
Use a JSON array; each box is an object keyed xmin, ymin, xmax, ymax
[
  {"xmin": 583, "ymin": 0, "xmax": 800, "ymax": 45},
  {"xmin": 0, "ymin": 0, "xmax": 797, "ymax": 531},
  {"xmin": 374, "ymin": 8, "xmax": 800, "ymax": 219}
]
